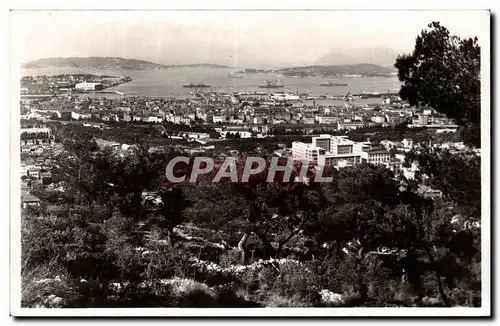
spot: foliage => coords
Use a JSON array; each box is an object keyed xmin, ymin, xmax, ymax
[
  {"xmin": 21, "ymin": 120, "xmax": 482, "ymax": 308},
  {"xmin": 395, "ymin": 22, "xmax": 481, "ymax": 147},
  {"xmin": 405, "ymin": 146, "xmax": 481, "ymax": 218}
]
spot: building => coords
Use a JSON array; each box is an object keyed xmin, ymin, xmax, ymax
[
  {"xmin": 292, "ymin": 142, "xmax": 325, "ymax": 164},
  {"xmin": 312, "ymin": 134, "xmax": 334, "ymax": 152},
  {"xmin": 317, "ymin": 116, "xmax": 339, "ymax": 124},
  {"xmin": 371, "ymin": 116, "xmax": 386, "ymax": 123},
  {"xmin": 220, "ymin": 129, "xmax": 252, "ymax": 139},
  {"xmin": 295, "ymin": 135, "xmax": 362, "ymax": 169},
  {"xmin": 403, "ymin": 161, "xmax": 420, "ymax": 180},
  {"xmin": 354, "ymin": 141, "xmax": 372, "ymax": 153},
  {"xmin": 122, "ymin": 113, "xmax": 132, "ymax": 122},
  {"xmin": 143, "ymin": 116, "xmax": 163, "ymax": 123},
  {"xmin": 75, "ymin": 82, "xmax": 104, "ymax": 92},
  {"xmin": 181, "ymin": 132, "xmax": 210, "ymax": 139},
  {"xmin": 402, "ymin": 138, "xmax": 414, "ymax": 149},
  {"xmin": 417, "ymin": 185, "xmax": 443, "ymax": 199},
  {"xmin": 337, "ymin": 121, "xmax": 365, "ymax": 130},
  {"xmin": 20, "ymin": 125, "xmax": 51, "ymax": 135},
  {"xmin": 22, "ymin": 195, "xmax": 41, "ymax": 208},
  {"xmin": 270, "ymin": 92, "xmax": 300, "ymax": 102},
  {"xmin": 70, "ymin": 112, "xmax": 92, "ymax": 120},
  {"xmin": 412, "ymin": 114, "xmax": 429, "ymax": 126},
  {"xmin": 313, "ymin": 135, "xmax": 356, "ymax": 156},
  {"xmin": 380, "ymin": 140, "xmax": 397, "ymax": 150},
  {"xmin": 318, "ymin": 151, "xmax": 362, "ymax": 168},
  {"xmin": 385, "ymin": 161, "xmax": 404, "ymax": 174},
  {"xmin": 213, "ymin": 115, "xmax": 226, "ymax": 124},
  {"xmin": 301, "ymin": 117, "xmax": 316, "ymax": 124}
]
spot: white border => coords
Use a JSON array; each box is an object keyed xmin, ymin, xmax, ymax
[{"xmin": 7, "ymin": 6, "xmax": 492, "ymax": 318}]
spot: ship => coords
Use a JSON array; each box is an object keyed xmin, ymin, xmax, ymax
[
  {"xmin": 183, "ymin": 82, "xmax": 211, "ymax": 88},
  {"xmin": 227, "ymin": 73, "xmax": 244, "ymax": 79},
  {"xmin": 319, "ymin": 81, "xmax": 348, "ymax": 87},
  {"xmin": 259, "ymin": 80, "xmax": 284, "ymax": 88}
]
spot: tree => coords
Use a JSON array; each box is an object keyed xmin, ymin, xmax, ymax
[
  {"xmin": 245, "ymin": 181, "xmax": 323, "ymax": 259},
  {"xmin": 395, "ymin": 22, "xmax": 480, "ymax": 147},
  {"xmin": 145, "ymin": 187, "xmax": 191, "ymax": 247},
  {"xmin": 52, "ymin": 128, "xmax": 113, "ymax": 205},
  {"xmin": 405, "ymin": 146, "xmax": 481, "ymax": 218},
  {"xmin": 309, "ymin": 164, "xmax": 400, "ymax": 302},
  {"xmin": 186, "ymin": 157, "xmax": 320, "ymax": 263}
]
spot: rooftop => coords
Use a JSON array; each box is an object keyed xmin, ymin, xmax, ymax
[{"xmin": 22, "ymin": 195, "xmax": 41, "ymax": 203}]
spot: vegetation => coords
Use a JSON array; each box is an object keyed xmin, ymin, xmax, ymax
[
  {"xmin": 20, "ymin": 21, "xmax": 482, "ymax": 309},
  {"xmin": 277, "ymin": 64, "xmax": 396, "ymax": 77},
  {"xmin": 22, "ymin": 57, "xmax": 232, "ymax": 70},
  {"xmin": 21, "ymin": 123, "xmax": 481, "ymax": 308},
  {"xmin": 395, "ymin": 22, "xmax": 481, "ymax": 147}
]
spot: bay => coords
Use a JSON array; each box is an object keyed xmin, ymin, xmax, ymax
[{"xmin": 20, "ymin": 67, "xmax": 402, "ymax": 106}]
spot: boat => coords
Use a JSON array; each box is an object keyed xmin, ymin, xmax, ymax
[
  {"xmin": 227, "ymin": 73, "xmax": 244, "ymax": 79},
  {"xmin": 183, "ymin": 82, "xmax": 210, "ymax": 88},
  {"xmin": 259, "ymin": 80, "xmax": 284, "ymax": 88},
  {"xmin": 319, "ymin": 81, "xmax": 348, "ymax": 87}
]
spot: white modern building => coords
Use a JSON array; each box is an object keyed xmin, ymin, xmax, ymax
[
  {"xmin": 75, "ymin": 82, "xmax": 103, "ymax": 92},
  {"xmin": 294, "ymin": 135, "xmax": 363, "ymax": 169},
  {"xmin": 371, "ymin": 116, "xmax": 386, "ymax": 123},
  {"xmin": 364, "ymin": 148, "xmax": 391, "ymax": 165},
  {"xmin": 292, "ymin": 141, "xmax": 325, "ymax": 164},
  {"xmin": 270, "ymin": 92, "xmax": 300, "ymax": 101},
  {"xmin": 312, "ymin": 135, "xmax": 357, "ymax": 156},
  {"xmin": 354, "ymin": 141, "xmax": 372, "ymax": 153}
]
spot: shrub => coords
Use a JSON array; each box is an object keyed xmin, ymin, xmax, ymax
[
  {"xmin": 265, "ymin": 294, "xmax": 313, "ymax": 307},
  {"xmin": 268, "ymin": 260, "xmax": 320, "ymax": 306},
  {"xmin": 140, "ymin": 245, "xmax": 194, "ymax": 281},
  {"xmin": 311, "ymin": 255, "xmax": 358, "ymax": 295},
  {"xmin": 21, "ymin": 259, "xmax": 79, "ymax": 308}
]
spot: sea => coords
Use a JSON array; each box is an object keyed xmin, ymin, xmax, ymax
[{"xmin": 21, "ymin": 67, "xmax": 402, "ymax": 106}]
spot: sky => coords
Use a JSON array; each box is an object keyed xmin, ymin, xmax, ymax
[{"xmin": 11, "ymin": 10, "xmax": 490, "ymax": 68}]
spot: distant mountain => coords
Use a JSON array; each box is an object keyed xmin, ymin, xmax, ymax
[
  {"xmin": 277, "ymin": 64, "xmax": 397, "ymax": 77},
  {"xmin": 314, "ymin": 47, "xmax": 399, "ymax": 67},
  {"xmin": 22, "ymin": 62, "xmax": 42, "ymax": 69},
  {"xmin": 22, "ymin": 57, "xmax": 232, "ymax": 70}
]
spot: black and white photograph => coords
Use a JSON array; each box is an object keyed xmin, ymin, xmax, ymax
[{"xmin": 9, "ymin": 9, "xmax": 491, "ymax": 317}]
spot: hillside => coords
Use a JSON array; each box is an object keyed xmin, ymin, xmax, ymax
[
  {"xmin": 277, "ymin": 63, "xmax": 397, "ymax": 77},
  {"xmin": 22, "ymin": 57, "xmax": 232, "ymax": 70},
  {"xmin": 314, "ymin": 47, "xmax": 399, "ymax": 66}
]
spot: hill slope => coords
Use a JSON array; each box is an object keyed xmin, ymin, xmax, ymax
[
  {"xmin": 22, "ymin": 57, "xmax": 232, "ymax": 70},
  {"xmin": 314, "ymin": 47, "xmax": 399, "ymax": 66},
  {"xmin": 277, "ymin": 63, "xmax": 396, "ymax": 77}
]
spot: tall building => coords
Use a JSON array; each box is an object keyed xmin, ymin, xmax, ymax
[
  {"xmin": 364, "ymin": 148, "xmax": 391, "ymax": 165},
  {"xmin": 312, "ymin": 135, "xmax": 356, "ymax": 155},
  {"xmin": 295, "ymin": 135, "xmax": 362, "ymax": 169},
  {"xmin": 317, "ymin": 151, "xmax": 362, "ymax": 167},
  {"xmin": 291, "ymin": 142, "xmax": 325, "ymax": 164}
]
